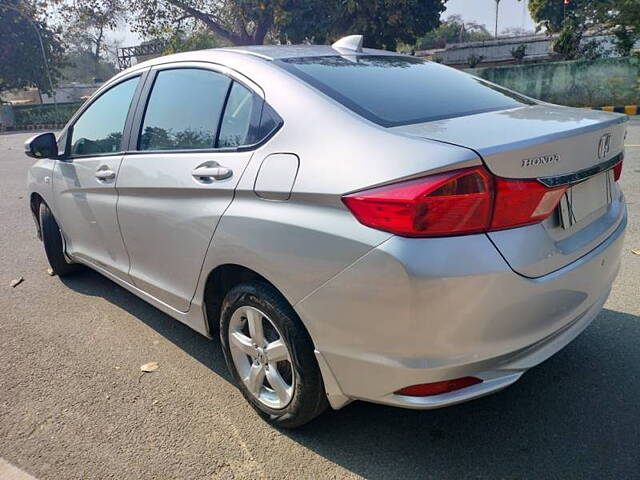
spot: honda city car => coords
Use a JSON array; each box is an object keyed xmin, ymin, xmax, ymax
[{"xmin": 26, "ymin": 35, "xmax": 627, "ymax": 427}]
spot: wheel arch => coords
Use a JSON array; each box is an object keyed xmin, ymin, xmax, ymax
[
  {"xmin": 203, "ymin": 262, "xmax": 348, "ymax": 411},
  {"xmin": 203, "ymin": 264, "xmax": 301, "ymax": 337},
  {"xmin": 30, "ymin": 192, "xmax": 45, "ymax": 240}
]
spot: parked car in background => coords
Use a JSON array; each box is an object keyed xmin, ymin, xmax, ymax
[{"xmin": 26, "ymin": 35, "xmax": 627, "ymax": 428}]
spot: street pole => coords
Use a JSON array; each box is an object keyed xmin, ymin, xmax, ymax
[
  {"xmin": 0, "ymin": 3, "xmax": 59, "ymax": 116},
  {"xmin": 495, "ymin": 0, "xmax": 501, "ymax": 38}
]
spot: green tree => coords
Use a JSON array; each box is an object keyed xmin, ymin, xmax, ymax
[
  {"xmin": 60, "ymin": 50, "xmax": 116, "ymax": 83},
  {"xmin": 57, "ymin": 0, "xmax": 127, "ymax": 64},
  {"xmin": 525, "ymin": 0, "xmax": 639, "ymax": 59},
  {"xmin": 130, "ymin": 0, "xmax": 446, "ymax": 50},
  {"xmin": 322, "ymin": 0, "xmax": 446, "ymax": 51},
  {"xmin": 131, "ymin": 0, "xmax": 296, "ymax": 46},
  {"xmin": 527, "ymin": 0, "xmax": 611, "ymax": 60},
  {"xmin": 416, "ymin": 14, "xmax": 492, "ymax": 50},
  {"xmin": 159, "ymin": 28, "xmax": 227, "ymax": 54},
  {"xmin": 510, "ymin": 43, "xmax": 527, "ymax": 62},
  {"xmin": 0, "ymin": 0, "xmax": 65, "ymax": 95},
  {"xmin": 610, "ymin": 0, "xmax": 640, "ymax": 56}
]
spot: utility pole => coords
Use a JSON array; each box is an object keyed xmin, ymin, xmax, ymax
[{"xmin": 495, "ymin": 0, "xmax": 501, "ymax": 38}]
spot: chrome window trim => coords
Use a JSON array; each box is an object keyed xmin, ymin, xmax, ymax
[
  {"xmin": 148, "ymin": 60, "xmax": 265, "ymax": 99},
  {"xmin": 537, "ymin": 152, "xmax": 623, "ymax": 187}
]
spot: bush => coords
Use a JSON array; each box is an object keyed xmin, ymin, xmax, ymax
[
  {"xmin": 510, "ymin": 44, "xmax": 527, "ymax": 62},
  {"xmin": 13, "ymin": 102, "xmax": 82, "ymax": 127},
  {"xmin": 467, "ymin": 54, "xmax": 484, "ymax": 68}
]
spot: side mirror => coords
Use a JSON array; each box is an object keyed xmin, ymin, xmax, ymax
[{"xmin": 24, "ymin": 132, "xmax": 59, "ymax": 159}]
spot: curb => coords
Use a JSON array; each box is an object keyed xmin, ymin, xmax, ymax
[{"xmin": 589, "ymin": 105, "xmax": 638, "ymax": 115}]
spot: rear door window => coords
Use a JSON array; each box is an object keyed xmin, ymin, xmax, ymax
[
  {"xmin": 218, "ymin": 82, "xmax": 284, "ymax": 148},
  {"xmin": 139, "ymin": 68, "xmax": 231, "ymax": 151},
  {"xmin": 218, "ymin": 82, "xmax": 259, "ymax": 148},
  {"xmin": 277, "ymin": 55, "xmax": 534, "ymax": 127}
]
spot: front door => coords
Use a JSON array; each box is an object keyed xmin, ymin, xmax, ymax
[
  {"xmin": 116, "ymin": 66, "xmax": 262, "ymax": 312},
  {"xmin": 52, "ymin": 74, "xmax": 142, "ymax": 279}
]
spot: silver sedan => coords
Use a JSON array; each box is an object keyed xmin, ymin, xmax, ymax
[{"xmin": 25, "ymin": 35, "xmax": 627, "ymax": 428}]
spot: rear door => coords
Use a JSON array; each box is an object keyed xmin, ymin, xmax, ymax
[{"xmin": 116, "ymin": 63, "xmax": 267, "ymax": 312}]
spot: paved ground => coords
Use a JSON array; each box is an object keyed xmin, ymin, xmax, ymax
[{"xmin": 1, "ymin": 120, "xmax": 639, "ymax": 480}]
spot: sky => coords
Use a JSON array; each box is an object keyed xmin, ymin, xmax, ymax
[
  {"xmin": 110, "ymin": 0, "xmax": 537, "ymax": 48},
  {"xmin": 444, "ymin": 0, "xmax": 536, "ymax": 33}
]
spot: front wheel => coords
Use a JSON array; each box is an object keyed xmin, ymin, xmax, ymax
[
  {"xmin": 220, "ymin": 282, "xmax": 327, "ymax": 428},
  {"xmin": 39, "ymin": 202, "xmax": 78, "ymax": 277}
]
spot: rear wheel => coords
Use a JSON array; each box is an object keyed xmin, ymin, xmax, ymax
[
  {"xmin": 220, "ymin": 282, "xmax": 327, "ymax": 428},
  {"xmin": 39, "ymin": 202, "xmax": 78, "ymax": 277}
]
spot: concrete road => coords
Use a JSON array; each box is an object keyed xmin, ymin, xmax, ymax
[{"xmin": 1, "ymin": 120, "xmax": 639, "ymax": 480}]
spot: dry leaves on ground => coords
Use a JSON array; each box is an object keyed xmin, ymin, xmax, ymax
[{"xmin": 140, "ymin": 362, "xmax": 159, "ymax": 373}]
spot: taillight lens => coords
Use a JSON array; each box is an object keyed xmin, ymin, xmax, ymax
[
  {"xmin": 342, "ymin": 167, "xmax": 493, "ymax": 237},
  {"xmin": 342, "ymin": 166, "xmax": 568, "ymax": 237},
  {"xmin": 491, "ymin": 178, "xmax": 567, "ymax": 231},
  {"xmin": 613, "ymin": 161, "xmax": 623, "ymax": 181}
]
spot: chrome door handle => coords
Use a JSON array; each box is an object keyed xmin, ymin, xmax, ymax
[
  {"xmin": 95, "ymin": 169, "xmax": 116, "ymax": 180},
  {"xmin": 191, "ymin": 166, "xmax": 233, "ymax": 180}
]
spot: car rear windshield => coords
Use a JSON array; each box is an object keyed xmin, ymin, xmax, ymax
[{"xmin": 276, "ymin": 55, "xmax": 534, "ymax": 127}]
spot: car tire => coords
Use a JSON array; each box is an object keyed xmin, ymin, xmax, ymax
[
  {"xmin": 39, "ymin": 202, "xmax": 78, "ymax": 277},
  {"xmin": 220, "ymin": 281, "xmax": 328, "ymax": 428}
]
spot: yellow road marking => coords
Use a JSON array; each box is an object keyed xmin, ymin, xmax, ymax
[{"xmin": 625, "ymin": 144, "xmax": 640, "ymax": 147}]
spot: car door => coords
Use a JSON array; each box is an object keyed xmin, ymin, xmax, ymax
[
  {"xmin": 52, "ymin": 72, "xmax": 145, "ymax": 279},
  {"xmin": 116, "ymin": 64, "xmax": 266, "ymax": 312}
]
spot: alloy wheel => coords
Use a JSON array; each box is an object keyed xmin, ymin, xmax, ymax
[{"xmin": 228, "ymin": 305, "xmax": 295, "ymax": 409}]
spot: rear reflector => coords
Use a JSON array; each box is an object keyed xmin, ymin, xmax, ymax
[
  {"xmin": 342, "ymin": 166, "xmax": 568, "ymax": 237},
  {"xmin": 395, "ymin": 377, "xmax": 482, "ymax": 397}
]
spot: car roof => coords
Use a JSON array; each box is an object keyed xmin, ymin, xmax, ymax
[
  {"xmin": 215, "ymin": 44, "xmax": 401, "ymax": 60},
  {"xmin": 128, "ymin": 44, "xmax": 403, "ymax": 71},
  {"xmin": 113, "ymin": 41, "xmax": 408, "ymax": 86}
]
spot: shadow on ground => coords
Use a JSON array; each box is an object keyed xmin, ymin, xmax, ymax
[
  {"xmin": 63, "ymin": 269, "xmax": 640, "ymax": 479},
  {"xmin": 61, "ymin": 268, "xmax": 232, "ymax": 383}
]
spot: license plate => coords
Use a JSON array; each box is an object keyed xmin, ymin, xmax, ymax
[{"xmin": 559, "ymin": 170, "xmax": 613, "ymax": 229}]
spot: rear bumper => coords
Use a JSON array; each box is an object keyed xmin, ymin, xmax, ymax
[{"xmin": 296, "ymin": 211, "xmax": 626, "ymax": 410}]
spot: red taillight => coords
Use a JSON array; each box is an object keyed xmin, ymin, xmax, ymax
[
  {"xmin": 491, "ymin": 178, "xmax": 567, "ymax": 231},
  {"xmin": 342, "ymin": 167, "xmax": 493, "ymax": 237},
  {"xmin": 395, "ymin": 377, "xmax": 482, "ymax": 397},
  {"xmin": 342, "ymin": 166, "xmax": 568, "ymax": 237},
  {"xmin": 613, "ymin": 161, "xmax": 623, "ymax": 181}
]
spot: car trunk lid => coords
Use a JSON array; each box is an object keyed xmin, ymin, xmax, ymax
[{"xmin": 391, "ymin": 104, "xmax": 628, "ymax": 277}]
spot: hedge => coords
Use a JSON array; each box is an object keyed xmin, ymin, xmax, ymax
[{"xmin": 13, "ymin": 102, "xmax": 83, "ymax": 128}]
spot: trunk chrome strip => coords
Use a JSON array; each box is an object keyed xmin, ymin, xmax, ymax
[{"xmin": 537, "ymin": 153, "xmax": 623, "ymax": 187}]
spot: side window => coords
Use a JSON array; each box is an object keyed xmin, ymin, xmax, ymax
[
  {"xmin": 254, "ymin": 103, "xmax": 282, "ymax": 145},
  {"xmin": 139, "ymin": 69, "xmax": 231, "ymax": 151},
  {"xmin": 70, "ymin": 76, "xmax": 139, "ymax": 156},
  {"xmin": 217, "ymin": 82, "xmax": 259, "ymax": 148},
  {"xmin": 218, "ymin": 82, "xmax": 283, "ymax": 148}
]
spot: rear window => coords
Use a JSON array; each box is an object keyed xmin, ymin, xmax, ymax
[{"xmin": 277, "ymin": 56, "xmax": 534, "ymax": 127}]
